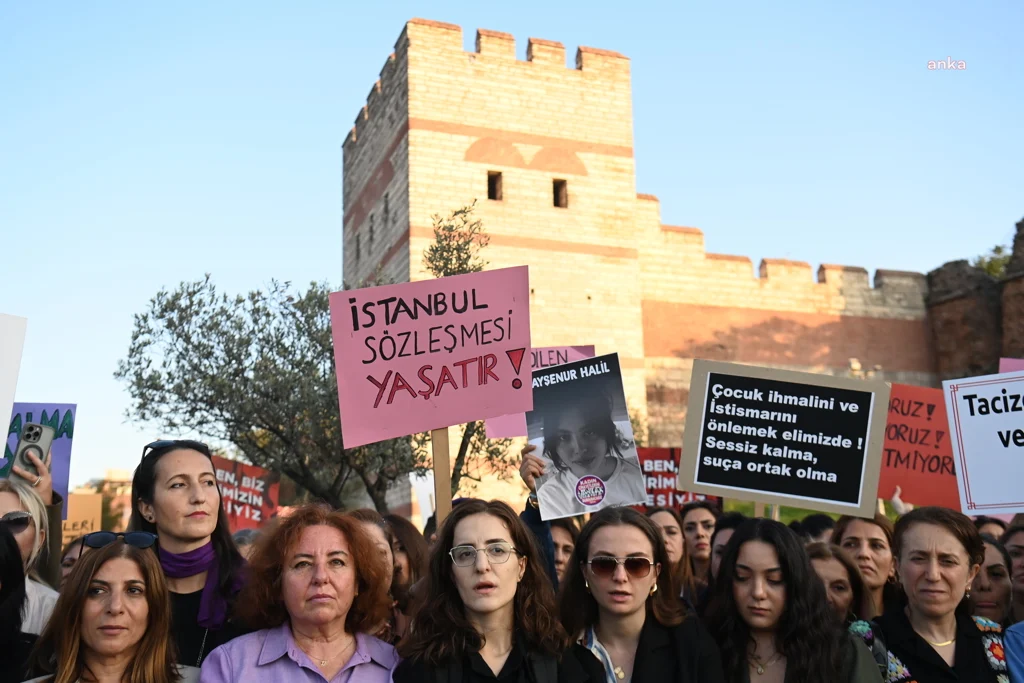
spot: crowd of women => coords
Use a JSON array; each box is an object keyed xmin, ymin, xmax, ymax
[{"xmin": 4, "ymin": 439, "xmax": 1024, "ymax": 682}]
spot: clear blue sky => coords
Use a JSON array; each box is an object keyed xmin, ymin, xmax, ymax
[{"xmin": 2, "ymin": 1, "xmax": 1021, "ymax": 489}]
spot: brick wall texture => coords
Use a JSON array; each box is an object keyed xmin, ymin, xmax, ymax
[{"xmin": 342, "ymin": 19, "xmax": 1017, "ymax": 509}]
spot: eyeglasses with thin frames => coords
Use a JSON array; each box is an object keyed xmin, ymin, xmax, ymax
[
  {"xmin": 449, "ymin": 542, "xmax": 520, "ymax": 567},
  {"xmin": 584, "ymin": 556, "xmax": 654, "ymax": 579}
]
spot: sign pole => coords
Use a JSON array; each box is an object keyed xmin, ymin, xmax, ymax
[
  {"xmin": 754, "ymin": 502, "xmax": 766, "ymax": 518},
  {"xmin": 432, "ymin": 427, "xmax": 452, "ymax": 526}
]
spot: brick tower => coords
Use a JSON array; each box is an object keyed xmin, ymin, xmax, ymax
[{"xmin": 343, "ymin": 19, "xmax": 938, "ymax": 504}]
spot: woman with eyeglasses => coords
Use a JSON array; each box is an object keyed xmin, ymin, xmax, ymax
[
  {"xmin": 0, "ymin": 478, "xmax": 59, "ymax": 635},
  {"xmin": 129, "ymin": 440, "xmax": 248, "ymax": 667},
  {"xmin": 1, "ymin": 524, "xmax": 35, "ymax": 683},
  {"xmin": 395, "ymin": 499, "xmax": 606, "ymax": 683},
  {"xmin": 23, "ymin": 531, "xmax": 196, "ymax": 683},
  {"xmin": 199, "ymin": 504, "xmax": 397, "ymax": 683},
  {"xmin": 705, "ymin": 519, "xmax": 882, "ymax": 683},
  {"xmin": 558, "ymin": 506, "xmax": 724, "ymax": 683}
]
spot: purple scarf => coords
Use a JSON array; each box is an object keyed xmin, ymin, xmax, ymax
[{"xmin": 160, "ymin": 542, "xmax": 242, "ymax": 629}]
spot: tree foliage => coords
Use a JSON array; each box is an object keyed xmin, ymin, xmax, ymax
[
  {"xmin": 114, "ymin": 277, "xmax": 427, "ymax": 512},
  {"xmin": 422, "ymin": 201, "xmax": 515, "ymax": 496},
  {"xmin": 972, "ymin": 244, "xmax": 1011, "ymax": 279}
]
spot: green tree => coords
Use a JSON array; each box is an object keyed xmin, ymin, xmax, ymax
[
  {"xmin": 972, "ymin": 244, "xmax": 1011, "ymax": 278},
  {"xmin": 421, "ymin": 201, "xmax": 516, "ymax": 496},
  {"xmin": 629, "ymin": 409, "xmax": 648, "ymax": 448},
  {"xmin": 115, "ymin": 277, "xmax": 427, "ymax": 512}
]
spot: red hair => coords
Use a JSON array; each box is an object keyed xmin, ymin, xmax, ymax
[{"xmin": 236, "ymin": 504, "xmax": 391, "ymax": 633}]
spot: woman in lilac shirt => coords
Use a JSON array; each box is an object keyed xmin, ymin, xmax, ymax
[{"xmin": 199, "ymin": 505, "xmax": 398, "ymax": 683}]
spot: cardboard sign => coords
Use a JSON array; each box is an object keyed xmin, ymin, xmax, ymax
[
  {"xmin": 329, "ymin": 267, "xmax": 532, "ymax": 448},
  {"xmin": 4, "ymin": 403, "xmax": 77, "ymax": 519},
  {"xmin": 485, "ymin": 345, "xmax": 596, "ymax": 438},
  {"xmin": 679, "ymin": 360, "xmax": 889, "ymax": 517},
  {"xmin": 0, "ymin": 315, "xmax": 27, "ymax": 444},
  {"xmin": 943, "ymin": 370, "xmax": 1024, "ymax": 514},
  {"xmin": 1000, "ymin": 358, "xmax": 1024, "ymax": 373},
  {"xmin": 212, "ymin": 455, "xmax": 281, "ymax": 531},
  {"xmin": 637, "ymin": 447, "xmax": 721, "ymax": 509},
  {"xmin": 879, "ymin": 384, "xmax": 959, "ymax": 509},
  {"xmin": 62, "ymin": 493, "xmax": 101, "ymax": 546},
  {"xmin": 528, "ymin": 353, "xmax": 647, "ymax": 520}
]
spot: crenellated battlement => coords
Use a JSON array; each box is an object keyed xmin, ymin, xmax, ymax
[
  {"xmin": 638, "ymin": 194, "xmax": 928, "ymax": 310},
  {"xmin": 344, "ymin": 18, "xmax": 630, "ymax": 149}
]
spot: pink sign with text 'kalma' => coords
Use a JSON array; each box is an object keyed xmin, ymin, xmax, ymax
[
  {"xmin": 485, "ymin": 345, "xmax": 596, "ymax": 439},
  {"xmin": 329, "ymin": 266, "xmax": 532, "ymax": 448}
]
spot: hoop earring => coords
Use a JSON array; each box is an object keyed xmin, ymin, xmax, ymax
[{"xmin": 650, "ymin": 583, "xmax": 658, "ymax": 596}]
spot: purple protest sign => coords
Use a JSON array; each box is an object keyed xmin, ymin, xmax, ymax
[
  {"xmin": 485, "ymin": 346, "xmax": 596, "ymax": 439},
  {"xmin": 4, "ymin": 403, "xmax": 77, "ymax": 519}
]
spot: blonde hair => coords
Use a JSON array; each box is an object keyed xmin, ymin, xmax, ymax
[{"xmin": 0, "ymin": 477, "xmax": 48, "ymax": 572}]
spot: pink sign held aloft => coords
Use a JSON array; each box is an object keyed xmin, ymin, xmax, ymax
[
  {"xmin": 328, "ymin": 266, "xmax": 532, "ymax": 448},
  {"xmin": 485, "ymin": 345, "xmax": 596, "ymax": 439},
  {"xmin": 1000, "ymin": 358, "xmax": 1024, "ymax": 373}
]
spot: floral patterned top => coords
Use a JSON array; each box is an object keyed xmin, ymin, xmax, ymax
[{"xmin": 868, "ymin": 611, "xmax": 1007, "ymax": 683}]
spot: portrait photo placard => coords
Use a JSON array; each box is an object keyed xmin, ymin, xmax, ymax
[
  {"xmin": 527, "ymin": 353, "xmax": 647, "ymax": 521},
  {"xmin": 679, "ymin": 360, "xmax": 889, "ymax": 517}
]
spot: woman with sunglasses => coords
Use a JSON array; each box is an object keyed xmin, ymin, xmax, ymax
[
  {"xmin": 0, "ymin": 478, "xmax": 58, "ymax": 635},
  {"xmin": 24, "ymin": 532, "xmax": 195, "ymax": 683},
  {"xmin": 395, "ymin": 499, "xmax": 606, "ymax": 683},
  {"xmin": 129, "ymin": 440, "xmax": 248, "ymax": 667},
  {"xmin": 705, "ymin": 519, "xmax": 882, "ymax": 683},
  {"xmin": 1, "ymin": 524, "xmax": 35, "ymax": 683},
  {"xmin": 559, "ymin": 506, "xmax": 724, "ymax": 683}
]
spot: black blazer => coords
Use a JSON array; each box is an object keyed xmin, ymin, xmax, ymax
[
  {"xmin": 393, "ymin": 644, "xmax": 607, "ymax": 683},
  {"xmin": 630, "ymin": 616, "xmax": 725, "ymax": 683}
]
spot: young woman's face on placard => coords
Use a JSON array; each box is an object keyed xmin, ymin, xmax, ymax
[{"xmin": 554, "ymin": 407, "xmax": 609, "ymax": 468}]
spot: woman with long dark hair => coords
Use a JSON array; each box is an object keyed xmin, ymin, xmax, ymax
[
  {"xmin": 26, "ymin": 534, "xmax": 187, "ymax": 683},
  {"xmin": 833, "ymin": 514, "xmax": 897, "ymax": 620},
  {"xmin": 0, "ymin": 524, "xmax": 34, "ymax": 683},
  {"xmin": 129, "ymin": 440, "xmax": 247, "ymax": 667},
  {"xmin": 560, "ymin": 506, "xmax": 723, "ymax": 683},
  {"xmin": 679, "ymin": 501, "xmax": 719, "ymax": 597},
  {"xmin": 874, "ymin": 507, "xmax": 1009, "ymax": 683},
  {"xmin": 394, "ymin": 499, "xmax": 605, "ymax": 682},
  {"xmin": 705, "ymin": 519, "xmax": 881, "ymax": 683},
  {"xmin": 970, "ymin": 534, "xmax": 1012, "ymax": 628},
  {"xmin": 647, "ymin": 507, "xmax": 697, "ymax": 604},
  {"xmin": 385, "ymin": 513, "xmax": 429, "ymax": 640}
]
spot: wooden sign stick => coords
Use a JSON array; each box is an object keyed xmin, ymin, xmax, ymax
[
  {"xmin": 754, "ymin": 502, "xmax": 766, "ymax": 518},
  {"xmin": 431, "ymin": 427, "xmax": 452, "ymax": 526}
]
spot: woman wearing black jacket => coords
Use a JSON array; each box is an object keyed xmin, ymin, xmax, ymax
[
  {"xmin": 559, "ymin": 506, "xmax": 725, "ymax": 683},
  {"xmin": 394, "ymin": 499, "xmax": 605, "ymax": 683},
  {"xmin": 0, "ymin": 524, "xmax": 35, "ymax": 683}
]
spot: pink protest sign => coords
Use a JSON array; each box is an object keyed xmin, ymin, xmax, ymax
[
  {"xmin": 1000, "ymin": 358, "xmax": 1024, "ymax": 373},
  {"xmin": 329, "ymin": 266, "xmax": 532, "ymax": 448},
  {"xmin": 485, "ymin": 345, "xmax": 596, "ymax": 438}
]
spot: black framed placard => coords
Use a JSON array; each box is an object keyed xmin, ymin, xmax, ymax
[{"xmin": 678, "ymin": 360, "xmax": 890, "ymax": 517}]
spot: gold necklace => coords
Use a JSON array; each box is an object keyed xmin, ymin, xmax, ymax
[
  {"xmin": 924, "ymin": 637, "xmax": 956, "ymax": 647},
  {"xmin": 299, "ymin": 637, "xmax": 356, "ymax": 668},
  {"xmin": 613, "ymin": 665, "xmax": 626, "ymax": 680},
  {"xmin": 749, "ymin": 651, "xmax": 783, "ymax": 675}
]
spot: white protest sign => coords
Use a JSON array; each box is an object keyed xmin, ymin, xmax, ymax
[
  {"xmin": 943, "ymin": 370, "xmax": 1024, "ymax": 514},
  {"xmin": 0, "ymin": 315, "xmax": 28, "ymax": 431}
]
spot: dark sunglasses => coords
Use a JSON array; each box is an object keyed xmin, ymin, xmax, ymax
[
  {"xmin": 585, "ymin": 556, "xmax": 654, "ymax": 579},
  {"xmin": 81, "ymin": 531, "xmax": 158, "ymax": 551},
  {"xmin": 0, "ymin": 511, "xmax": 32, "ymax": 534},
  {"xmin": 141, "ymin": 439, "xmax": 210, "ymax": 462}
]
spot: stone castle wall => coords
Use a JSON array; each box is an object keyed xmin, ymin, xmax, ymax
[{"xmin": 342, "ymin": 19, "xmax": 942, "ymax": 508}]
